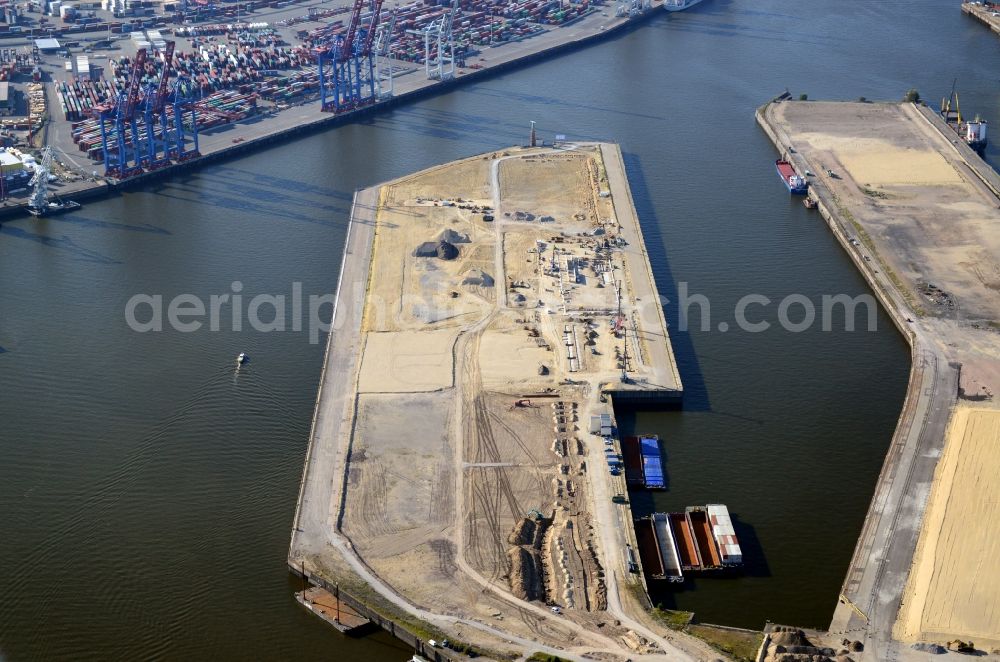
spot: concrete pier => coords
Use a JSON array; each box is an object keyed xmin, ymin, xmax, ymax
[
  {"xmin": 287, "ymin": 144, "xmax": 711, "ymax": 661},
  {"xmin": 599, "ymin": 143, "xmax": 683, "ymax": 406},
  {"xmin": 757, "ymin": 97, "xmax": 1000, "ymax": 660},
  {"xmin": 961, "ymin": 1, "xmax": 1000, "ymax": 36}
]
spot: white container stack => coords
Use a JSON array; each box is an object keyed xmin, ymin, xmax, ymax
[{"xmin": 706, "ymin": 504, "xmax": 743, "ymax": 566}]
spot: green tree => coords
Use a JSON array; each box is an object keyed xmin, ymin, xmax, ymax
[
  {"xmin": 904, "ymin": 88, "xmax": 921, "ymax": 103},
  {"xmin": 798, "ymin": 93, "xmax": 808, "ymax": 101}
]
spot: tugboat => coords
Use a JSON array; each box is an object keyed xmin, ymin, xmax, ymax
[{"xmin": 25, "ymin": 147, "xmax": 81, "ymax": 217}]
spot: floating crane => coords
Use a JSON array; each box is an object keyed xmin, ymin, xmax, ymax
[
  {"xmin": 941, "ymin": 79, "xmax": 962, "ymax": 125},
  {"xmin": 28, "ymin": 146, "xmax": 52, "ymax": 211},
  {"xmin": 940, "ymin": 79, "xmax": 988, "ymax": 154},
  {"xmin": 26, "ymin": 147, "xmax": 81, "ymax": 216}
]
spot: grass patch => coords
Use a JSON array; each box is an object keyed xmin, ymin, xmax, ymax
[
  {"xmin": 688, "ymin": 624, "xmax": 764, "ymax": 662},
  {"xmin": 528, "ymin": 654, "xmax": 571, "ymax": 662},
  {"xmin": 650, "ymin": 606, "xmax": 694, "ymax": 630},
  {"xmin": 641, "ymin": 597, "xmax": 760, "ymax": 661},
  {"xmin": 594, "ymin": 151, "xmax": 609, "ymax": 187},
  {"xmin": 622, "ymin": 584, "xmax": 765, "ymax": 661}
]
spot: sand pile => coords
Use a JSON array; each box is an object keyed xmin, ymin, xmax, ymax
[
  {"xmin": 413, "ymin": 240, "xmax": 459, "ymax": 260},
  {"xmin": 438, "ymin": 228, "xmax": 470, "ymax": 244},
  {"xmin": 462, "ymin": 269, "xmax": 494, "ymax": 287},
  {"xmin": 769, "ymin": 629, "xmax": 808, "ymax": 647}
]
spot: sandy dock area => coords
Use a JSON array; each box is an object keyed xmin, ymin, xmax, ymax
[
  {"xmin": 290, "ymin": 143, "xmax": 699, "ymax": 660},
  {"xmin": 760, "ymin": 98, "xmax": 1000, "ymax": 659},
  {"xmin": 896, "ymin": 406, "xmax": 1000, "ymax": 649}
]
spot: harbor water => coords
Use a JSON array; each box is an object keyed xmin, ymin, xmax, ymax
[{"xmin": 2, "ymin": 0, "xmax": 997, "ymax": 656}]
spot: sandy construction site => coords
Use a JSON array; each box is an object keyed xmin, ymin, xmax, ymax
[
  {"xmin": 291, "ymin": 144, "xmax": 697, "ymax": 660},
  {"xmin": 896, "ymin": 406, "xmax": 1000, "ymax": 650},
  {"xmin": 770, "ymin": 101, "xmax": 1000, "ymax": 327},
  {"xmin": 761, "ymin": 99, "xmax": 1000, "ymax": 658}
]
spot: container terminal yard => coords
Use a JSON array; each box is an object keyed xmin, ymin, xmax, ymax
[
  {"xmin": 757, "ymin": 97, "xmax": 1000, "ymax": 660},
  {"xmin": 0, "ymin": 0, "xmax": 668, "ymax": 214},
  {"xmin": 282, "ymin": 142, "xmax": 740, "ymax": 661}
]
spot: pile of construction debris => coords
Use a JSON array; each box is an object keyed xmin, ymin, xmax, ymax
[{"xmin": 761, "ymin": 627, "xmax": 862, "ymax": 662}]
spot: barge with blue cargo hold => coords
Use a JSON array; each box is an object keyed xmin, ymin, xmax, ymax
[{"xmin": 621, "ymin": 435, "xmax": 665, "ymax": 489}]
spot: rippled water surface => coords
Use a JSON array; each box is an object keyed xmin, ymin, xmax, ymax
[{"xmin": 5, "ymin": 0, "xmax": 999, "ymax": 656}]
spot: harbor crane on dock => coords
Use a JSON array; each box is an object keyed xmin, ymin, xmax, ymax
[
  {"xmin": 94, "ymin": 44, "xmax": 200, "ymax": 179},
  {"xmin": 146, "ymin": 43, "xmax": 200, "ymax": 165},
  {"xmin": 94, "ymin": 48, "xmax": 148, "ymax": 179},
  {"xmin": 373, "ymin": 4, "xmax": 397, "ymax": 99},
  {"xmin": 406, "ymin": 0, "xmax": 457, "ymax": 81},
  {"xmin": 138, "ymin": 41, "xmax": 177, "ymax": 170},
  {"xmin": 166, "ymin": 76, "xmax": 201, "ymax": 163},
  {"xmin": 317, "ymin": 0, "xmax": 385, "ymax": 113}
]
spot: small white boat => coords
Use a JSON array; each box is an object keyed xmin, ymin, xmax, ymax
[{"xmin": 236, "ymin": 352, "xmax": 247, "ymax": 365}]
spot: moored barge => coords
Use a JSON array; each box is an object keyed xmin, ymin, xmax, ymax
[
  {"xmin": 776, "ymin": 159, "xmax": 808, "ymax": 194},
  {"xmin": 621, "ymin": 435, "xmax": 666, "ymax": 489},
  {"xmin": 637, "ymin": 504, "xmax": 743, "ymax": 581}
]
